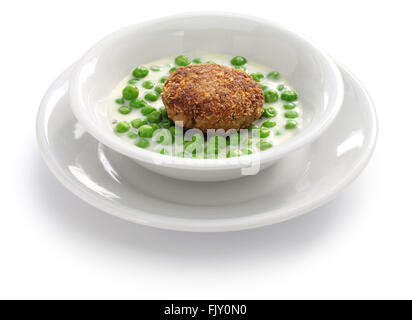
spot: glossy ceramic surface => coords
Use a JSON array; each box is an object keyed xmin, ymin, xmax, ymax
[
  {"xmin": 37, "ymin": 63, "xmax": 376, "ymax": 232},
  {"xmin": 69, "ymin": 13, "xmax": 344, "ymax": 181}
]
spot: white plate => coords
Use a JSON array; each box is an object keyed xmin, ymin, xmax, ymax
[{"xmin": 36, "ymin": 63, "xmax": 377, "ymax": 232}]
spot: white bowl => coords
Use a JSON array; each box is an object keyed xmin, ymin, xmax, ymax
[{"xmin": 70, "ymin": 12, "xmax": 344, "ymax": 181}]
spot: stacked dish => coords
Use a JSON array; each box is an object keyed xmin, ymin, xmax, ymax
[{"xmin": 36, "ymin": 13, "xmax": 377, "ymax": 231}]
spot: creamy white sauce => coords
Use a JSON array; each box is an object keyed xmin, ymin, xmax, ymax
[{"xmin": 108, "ymin": 52, "xmax": 302, "ymax": 157}]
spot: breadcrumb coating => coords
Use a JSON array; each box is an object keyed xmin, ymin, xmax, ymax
[{"xmin": 162, "ymin": 64, "xmax": 264, "ymax": 132}]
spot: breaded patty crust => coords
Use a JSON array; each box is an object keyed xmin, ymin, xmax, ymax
[{"xmin": 162, "ymin": 64, "xmax": 264, "ymax": 132}]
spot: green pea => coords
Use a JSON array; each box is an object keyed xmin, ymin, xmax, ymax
[
  {"xmin": 264, "ymin": 90, "xmax": 279, "ymax": 103},
  {"xmin": 231, "ymin": 56, "xmax": 247, "ymax": 66},
  {"xmin": 285, "ymin": 110, "xmax": 299, "ymax": 119},
  {"xmin": 142, "ymin": 80, "xmax": 155, "ymax": 89},
  {"xmin": 160, "ymin": 118, "xmax": 172, "ymax": 128},
  {"xmin": 155, "ymin": 129, "xmax": 173, "ymax": 145},
  {"xmin": 130, "ymin": 98, "xmax": 147, "ymax": 109},
  {"xmin": 131, "ymin": 118, "xmax": 147, "ymax": 128},
  {"xmin": 260, "ymin": 83, "xmax": 269, "ymax": 91},
  {"xmin": 160, "ymin": 76, "xmax": 168, "ymax": 83},
  {"xmin": 263, "ymin": 120, "xmax": 277, "ymax": 128},
  {"xmin": 263, "ymin": 106, "xmax": 277, "ymax": 118},
  {"xmin": 248, "ymin": 124, "xmax": 259, "ymax": 130},
  {"xmin": 141, "ymin": 106, "xmax": 156, "ymax": 115},
  {"xmin": 277, "ymin": 84, "xmax": 285, "ymax": 91},
  {"xmin": 115, "ymin": 121, "xmax": 130, "ymax": 133},
  {"xmin": 128, "ymin": 79, "xmax": 138, "ymax": 84},
  {"xmin": 191, "ymin": 133, "xmax": 204, "ymax": 143},
  {"xmin": 225, "ymin": 136, "xmax": 231, "ymax": 146},
  {"xmin": 281, "ymin": 91, "xmax": 298, "ymax": 101},
  {"xmin": 122, "ymin": 86, "xmax": 139, "ymax": 100},
  {"xmin": 118, "ymin": 106, "xmax": 132, "ymax": 114},
  {"xmin": 258, "ymin": 139, "xmax": 273, "ymax": 151},
  {"xmin": 175, "ymin": 55, "xmax": 191, "ymax": 66},
  {"xmin": 284, "ymin": 102, "xmax": 296, "ymax": 109},
  {"xmin": 155, "ymin": 84, "xmax": 163, "ymax": 94},
  {"xmin": 151, "ymin": 123, "xmax": 160, "ymax": 131},
  {"xmin": 144, "ymin": 92, "xmax": 159, "ymax": 102},
  {"xmin": 241, "ymin": 148, "xmax": 253, "ymax": 155},
  {"xmin": 133, "ymin": 66, "xmax": 149, "ymax": 79},
  {"xmin": 150, "ymin": 66, "xmax": 160, "ymax": 72},
  {"xmin": 184, "ymin": 141, "xmax": 202, "ymax": 155},
  {"xmin": 158, "ymin": 106, "xmax": 168, "ymax": 118},
  {"xmin": 235, "ymin": 66, "xmax": 247, "ymax": 71},
  {"xmin": 285, "ymin": 120, "xmax": 298, "ymax": 129},
  {"xmin": 260, "ymin": 127, "xmax": 271, "ymax": 138},
  {"xmin": 115, "ymin": 98, "xmax": 124, "ymax": 104},
  {"xmin": 138, "ymin": 125, "xmax": 154, "ymax": 138},
  {"xmin": 250, "ymin": 73, "xmax": 264, "ymax": 82},
  {"xmin": 192, "ymin": 58, "xmax": 202, "ymax": 64},
  {"xmin": 206, "ymin": 136, "xmax": 226, "ymax": 155},
  {"xmin": 136, "ymin": 138, "xmax": 149, "ymax": 148},
  {"xmin": 169, "ymin": 67, "xmax": 177, "ymax": 73},
  {"xmin": 227, "ymin": 150, "xmax": 242, "ymax": 158},
  {"xmin": 128, "ymin": 130, "xmax": 138, "ymax": 139},
  {"xmin": 267, "ymin": 71, "xmax": 280, "ymax": 79},
  {"xmin": 206, "ymin": 61, "xmax": 216, "ymax": 64},
  {"xmin": 183, "ymin": 137, "xmax": 199, "ymax": 149},
  {"xmin": 147, "ymin": 111, "xmax": 161, "ymax": 123},
  {"xmin": 157, "ymin": 148, "xmax": 169, "ymax": 155}
]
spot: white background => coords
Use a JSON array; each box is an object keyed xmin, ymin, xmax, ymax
[{"xmin": 0, "ymin": 0, "xmax": 411, "ymax": 300}]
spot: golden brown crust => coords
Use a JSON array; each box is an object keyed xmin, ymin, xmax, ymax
[{"xmin": 161, "ymin": 64, "xmax": 264, "ymax": 132}]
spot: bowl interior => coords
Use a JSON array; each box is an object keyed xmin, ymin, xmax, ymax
[{"xmin": 71, "ymin": 13, "xmax": 343, "ymax": 166}]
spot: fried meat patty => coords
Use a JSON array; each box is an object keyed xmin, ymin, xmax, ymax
[{"xmin": 162, "ymin": 64, "xmax": 264, "ymax": 132}]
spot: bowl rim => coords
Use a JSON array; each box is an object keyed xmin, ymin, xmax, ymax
[{"xmin": 69, "ymin": 11, "xmax": 344, "ymax": 170}]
